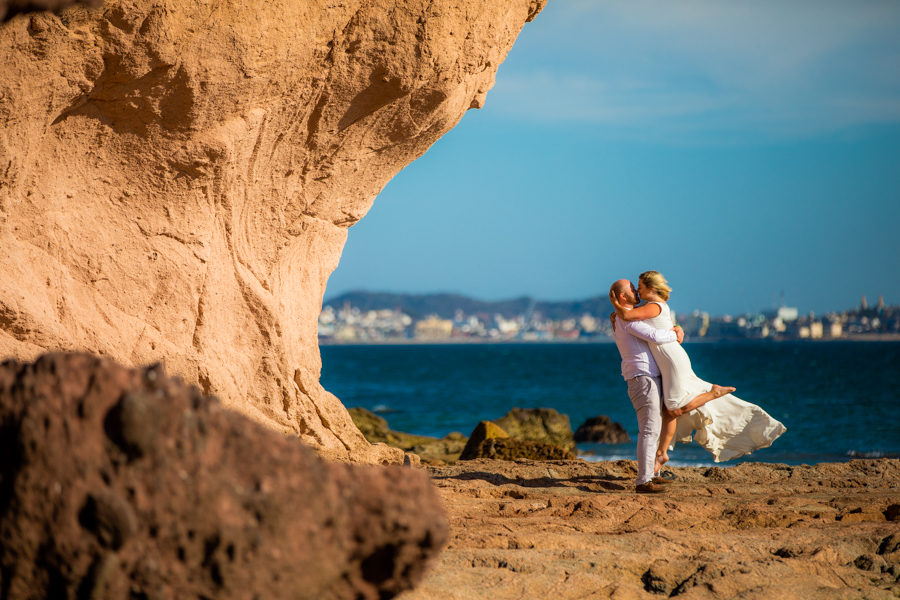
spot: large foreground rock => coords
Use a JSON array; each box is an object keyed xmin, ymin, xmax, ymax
[
  {"xmin": 0, "ymin": 353, "xmax": 448, "ymax": 599},
  {"xmin": 0, "ymin": 0, "xmax": 546, "ymax": 462}
]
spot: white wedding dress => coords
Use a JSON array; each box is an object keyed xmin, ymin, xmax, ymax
[{"xmin": 644, "ymin": 301, "xmax": 786, "ymax": 462}]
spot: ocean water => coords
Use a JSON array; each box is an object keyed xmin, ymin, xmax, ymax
[{"xmin": 320, "ymin": 341, "xmax": 900, "ymax": 467}]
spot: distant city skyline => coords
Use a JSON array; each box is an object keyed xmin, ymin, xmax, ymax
[
  {"xmin": 326, "ymin": 1, "xmax": 900, "ymax": 317},
  {"xmin": 319, "ymin": 290, "xmax": 898, "ymax": 343},
  {"xmin": 322, "ymin": 288, "xmax": 891, "ymax": 319}
]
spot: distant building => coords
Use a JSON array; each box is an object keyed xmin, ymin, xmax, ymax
[
  {"xmin": 809, "ymin": 321, "xmax": 825, "ymax": 340},
  {"xmin": 830, "ymin": 321, "xmax": 843, "ymax": 338},
  {"xmin": 705, "ymin": 316, "xmax": 742, "ymax": 338},
  {"xmin": 681, "ymin": 311, "xmax": 709, "ymax": 337},
  {"xmin": 777, "ymin": 306, "xmax": 798, "ymax": 322},
  {"xmin": 579, "ymin": 314, "xmax": 598, "ymax": 333},
  {"xmin": 414, "ymin": 315, "xmax": 454, "ymax": 339},
  {"xmin": 494, "ymin": 315, "xmax": 519, "ymax": 337}
]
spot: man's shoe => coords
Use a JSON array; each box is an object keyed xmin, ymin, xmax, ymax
[{"xmin": 635, "ymin": 482, "xmax": 666, "ymax": 494}]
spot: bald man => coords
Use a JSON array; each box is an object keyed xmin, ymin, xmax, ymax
[{"xmin": 609, "ymin": 279, "xmax": 684, "ymax": 494}]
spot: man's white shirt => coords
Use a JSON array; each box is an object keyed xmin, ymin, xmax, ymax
[{"xmin": 612, "ymin": 311, "xmax": 677, "ymax": 380}]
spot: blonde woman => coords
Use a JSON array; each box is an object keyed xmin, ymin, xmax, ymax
[{"xmin": 611, "ymin": 270, "xmax": 786, "ymax": 469}]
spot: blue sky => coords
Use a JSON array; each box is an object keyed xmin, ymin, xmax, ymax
[{"xmin": 326, "ymin": 0, "xmax": 900, "ymax": 316}]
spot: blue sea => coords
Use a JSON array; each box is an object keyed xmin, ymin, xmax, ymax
[{"xmin": 320, "ymin": 341, "xmax": 900, "ymax": 467}]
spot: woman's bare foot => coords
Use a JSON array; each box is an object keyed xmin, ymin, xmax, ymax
[
  {"xmin": 710, "ymin": 384, "xmax": 736, "ymax": 398},
  {"xmin": 654, "ymin": 450, "xmax": 669, "ymax": 475}
]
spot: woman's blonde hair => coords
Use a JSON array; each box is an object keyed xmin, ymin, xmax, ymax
[{"xmin": 639, "ymin": 270, "xmax": 672, "ymax": 301}]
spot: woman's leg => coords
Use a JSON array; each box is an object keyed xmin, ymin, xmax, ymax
[
  {"xmin": 655, "ymin": 384, "xmax": 735, "ymax": 469},
  {"xmin": 670, "ymin": 384, "xmax": 736, "ymax": 417},
  {"xmin": 655, "ymin": 411, "xmax": 676, "ymax": 474}
]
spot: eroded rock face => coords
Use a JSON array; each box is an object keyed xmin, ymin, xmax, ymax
[
  {"xmin": 0, "ymin": 352, "xmax": 448, "ymax": 599},
  {"xmin": 0, "ymin": 0, "xmax": 546, "ymax": 462}
]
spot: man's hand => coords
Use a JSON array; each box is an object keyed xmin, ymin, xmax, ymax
[{"xmin": 673, "ymin": 325, "xmax": 684, "ymax": 344}]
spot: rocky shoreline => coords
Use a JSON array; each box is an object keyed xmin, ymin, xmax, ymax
[
  {"xmin": 402, "ymin": 458, "xmax": 900, "ymax": 599},
  {"xmin": 349, "ymin": 406, "xmax": 629, "ymax": 465},
  {"xmin": 350, "ymin": 406, "xmax": 900, "ymax": 597}
]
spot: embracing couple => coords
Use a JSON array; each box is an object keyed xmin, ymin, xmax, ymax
[{"xmin": 609, "ymin": 271, "xmax": 786, "ymax": 494}]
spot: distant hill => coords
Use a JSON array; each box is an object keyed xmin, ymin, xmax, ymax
[{"xmin": 323, "ymin": 291, "xmax": 611, "ymax": 320}]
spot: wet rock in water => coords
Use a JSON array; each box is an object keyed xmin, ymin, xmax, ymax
[
  {"xmin": 410, "ymin": 432, "xmax": 468, "ymax": 466},
  {"xmin": 492, "ymin": 408, "xmax": 576, "ymax": 451},
  {"xmin": 349, "ymin": 407, "xmax": 467, "ymax": 464},
  {"xmin": 573, "ymin": 415, "xmax": 631, "ymax": 444},
  {"xmin": 460, "ymin": 418, "xmax": 575, "ymax": 461},
  {"xmin": 0, "ymin": 353, "xmax": 447, "ymax": 599},
  {"xmin": 459, "ymin": 421, "xmax": 574, "ymax": 461},
  {"xmin": 349, "ymin": 407, "xmax": 393, "ymax": 442},
  {"xmin": 459, "ymin": 421, "xmax": 511, "ymax": 460}
]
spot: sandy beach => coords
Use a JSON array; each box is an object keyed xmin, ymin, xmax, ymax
[{"xmin": 403, "ymin": 458, "xmax": 900, "ymax": 599}]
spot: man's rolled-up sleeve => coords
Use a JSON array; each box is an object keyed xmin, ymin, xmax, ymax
[{"xmin": 624, "ymin": 320, "xmax": 677, "ymax": 344}]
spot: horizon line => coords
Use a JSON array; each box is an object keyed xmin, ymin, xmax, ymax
[{"xmin": 322, "ymin": 289, "xmax": 887, "ymax": 318}]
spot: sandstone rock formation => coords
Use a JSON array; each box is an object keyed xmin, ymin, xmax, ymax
[
  {"xmin": 0, "ymin": 352, "xmax": 448, "ymax": 599},
  {"xmin": 0, "ymin": 0, "xmax": 546, "ymax": 462}
]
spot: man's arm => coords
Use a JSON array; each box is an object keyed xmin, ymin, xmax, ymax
[{"xmin": 624, "ymin": 319, "xmax": 682, "ymax": 344}]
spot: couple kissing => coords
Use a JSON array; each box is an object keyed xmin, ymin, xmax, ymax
[{"xmin": 609, "ymin": 271, "xmax": 786, "ymax": 494}]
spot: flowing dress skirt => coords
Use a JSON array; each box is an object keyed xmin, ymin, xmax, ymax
[{"xmin": 649, "ymin": 341, "xmax": 787, "ymax": 462}]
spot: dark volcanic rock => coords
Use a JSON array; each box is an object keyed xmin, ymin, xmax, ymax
[
  {"xmin": 573, "ymin": 415, "xmax": 632, "ymax": 444},
  {"xmin": 492, "ymin": 407, "xmax": 576, "ymax": 451},
  {"xmin": 0, "ymin": 353, "xmax": 447, "ymax": 599}
]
